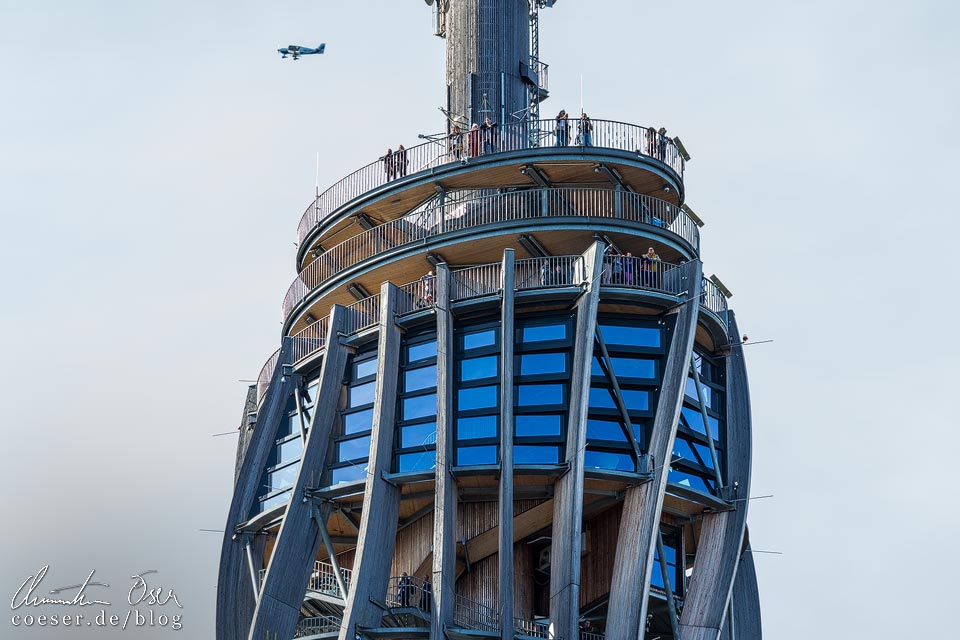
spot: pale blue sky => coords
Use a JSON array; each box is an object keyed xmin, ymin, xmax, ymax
[{"xmin": 1, "ymin": 1, "xmax": 958, "ymax": 637}]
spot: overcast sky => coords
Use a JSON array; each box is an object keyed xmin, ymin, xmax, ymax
[{"xmin": 1, "ymin": 1, "xmax": 958, "ymax": 638}]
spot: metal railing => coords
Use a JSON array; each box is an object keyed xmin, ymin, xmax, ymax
[
  {"xmin": 515, "ymin": 617, "xmax": 551, "ymax": 638},
  {"xmin": 284, "ymin": 187, "xmax": 699, "ymax": 321},
  {"xmin": 453, "ymin": 593, "xmax": 500, "ymax": 632},
  {"xmin": 395, "ymin": 278, "xmax": 435, "ymax": 316},
  {"xmin": 297, "ymin": 118, "xmax": 685, "ymax": 245},
  {"xmin": 255, "ymin": 349, "xmax": 281, "ymax": 404},
  {"xmin": 343, "ymin": 294, "xmax": 381, "ymax": 336},
  {"xmin": 451, "ymin": 263, "xmax": 503, "ymax": 300},
  {"xmin": 294, "ymin": 615, "xmax": 342, "ymax": 638},
  {"xmin": 599, "ymin": 256, "xmax": 684, "ymax": 295},
  {"xmin": 701, "ymin": 277, "xmax": 729, "ymax": 320},
  {"xmin": 291, "ymin": 315, "xmax": 329, "ymax": 366},
  {"xmin": 580, "ymin": 632, "xmax": 605, "ymax": 640},
  {"xmin": 515, "ymin": 255, "xmax": 584, "ymax": 291},
  {"xmin": 307, "ymin": 561, "xmax": 352, "ymax": 598},
  {"xmin": 384, "ymin": 575, "xmax": 433, "ymax": 612}
]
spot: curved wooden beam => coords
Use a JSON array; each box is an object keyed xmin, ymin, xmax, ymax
[
  {"xmin": 605, "ymin": 259, "xmax": 703, "ymax": 639},
  {"xmin": 679, "ymin": 311, "xmax": 753, "ymax": 640}
]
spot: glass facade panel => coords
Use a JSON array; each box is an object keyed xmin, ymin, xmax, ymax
[
  {"xmin": 403, "ymin": 393, "xmax": 438, "ymax": 420},
  {"xmin": 405, "ymin": 365, "xmax": 438, "ymax": 392},
  {"xmin": 349, "ymin": 381, "xmax": 376, "ymax": 408},
  {"xmin": 520, "ymin": 352, "xmax": 567, "ymax": 375},
  {"xmin": 584, "ymin": 449, "xmax": 635, "ymax": 472},
  {"xmin": 586, "ymin": 419, "xmax": 628, "ymax": 442},
  {"xmin": 515, "ymin": 445, "xmax": 560, "ymax": 464},
  {"xmin": 668, "ymin": 469, "xmax": 716, "ymax": 494},
  {"xmin": 521, "ymin": 324, "xmax": 567, "ymax": 343},
  {"xmin": 681, "ymin": 406, "xmax": 720, "ymax": 438},
  {"xmin": 599, "ymin": 324, "xmax": 661, "ymax": 348},
  {"xmin": 457, "ymin": 445, "xmax": 498, "ymax": 466},
  {"xmin": 458, "ymin": 385, "xmax": 498, "ymax": 410},
  {"xmin": 684, "ymin": 377, "xmax": 713, "ymax": 408},
  {"xmin": 355, "ymin": 357, "xmax": 378, "ymax": 380},
  {"xmin": 589, "ymin": 388, "xmax": 649, "ymax": 411},
  {"xmin": 400, "ymin": 422, "xmax": 437, "ymax": 449},
  {"xmin": 651, "ymin": 538, "xmax": 679, "ymax": 591},
  {"xmin": 673, "ymin": 436, "xmax": 715, "ymax": 470},
  {"xmin": 407, "ymin": 340, "xmax": 438, "ymax": 363},
  {"xmin": 517, "ymin": 384, "xmax": 564, "ymax": 406},
  {"xmin": 343, "ymin": 408, "xmax": 374, "ymax": 435},
  {"xmin": 267, "ymin": 463, "xmax": 299, "ymax": 491},
  {"xmin": 397, "ymin": 451, "xmax": 436, "ymax": 472},
  {"xmin": 338, "ymin": 435, "xmax": 371, "ymax": 461},
  {"xmin": 460, "ymin": 356, "xmax": 498, "ymax": 381},
  {"xmin": 332, "ymin": 464, "xmax": 368, "ymax": 485},
  {"xmin": 515, "ymin": 414, "xmax": 563, "ymax": 437},
  {"xmin": 260, "ymin": 489, "xmax": 292, "ymax": 513},
  {"xmin": 276, "ymin": 437, "xmax": 303, "ymax": 465},
  {"xmin": 457, "ymin": 415, "xmax": 498, "ymax": 440},
  {"xmin": 463, "ymin": 329, "xmax": 496, "ymax": 350}
]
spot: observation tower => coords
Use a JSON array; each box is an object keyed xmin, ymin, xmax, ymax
[{"xmin": 217, "ymin": 2, "xmax": 762, "ymax": 639}]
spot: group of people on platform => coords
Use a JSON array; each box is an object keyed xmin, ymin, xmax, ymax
[
  {"xmin": 396, "ymin": 572, "xmax": 433, "ymax": 611},
  {"xmin": 553, "ymin": 109, "xmax": 594, "ymax": 147},
  {"xmin": 602, "ymin": 245, "xmax": 662, "ymax": 288},
  {"xmin": 449, "ymin": 116, "xmax": 500, "ymax": 163},
  {"xmin": 382, "ymin": 145, "xmax": 409, "ymax": 180}
]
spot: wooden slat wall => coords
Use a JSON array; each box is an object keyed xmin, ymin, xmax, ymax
[
  {"xmin": 392, "ymin": 513, "xmax": 435, "ymax": 579},
  {"xmin": 578, "ymin": 504, "xmax": 623, "ymax": 608}
]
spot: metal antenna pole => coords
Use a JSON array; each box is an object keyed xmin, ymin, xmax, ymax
[{"xmin": 528, "ymin": 0, "xmax": 541, "ymax": 147}]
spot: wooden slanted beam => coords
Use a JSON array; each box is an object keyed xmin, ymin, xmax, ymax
[
  {"xmin": 248, "ymin": 307, "xmax": 350, "ymax": 640},
  {"xmin": 498, "ymin": 249, "xmax": 516, "ymax": 640},
  {"xmin": 340, "ymin": 284, "xmax": 404, "ymax": 639},
  {"xmin": 606, "ymin": 260, "xmax": 702, "ymax": 639}
]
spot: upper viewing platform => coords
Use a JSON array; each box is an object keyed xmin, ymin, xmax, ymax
[{"xmin": 295, "ymin": 118, "xmax": 686, "ymax": 265}]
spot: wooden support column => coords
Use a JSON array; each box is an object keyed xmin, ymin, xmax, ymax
[
  {"xmin": 679, "ymin": 311, "xmax": 753, "ymax": 640},
  {"xmin": 340, "ymin": 284, "xmax": 403, "ymax": 639},
  {"xmin": 498, "ymin": 249, "xmax": 516, "ymax": 639},
  {"xmin": 432, "ymin": 263, "xmax": 457, "ymax": 639},
  {"xmin": 606, "ymin": 260, "xmax": 703, "ymax": 640},
  {"xmin": 217, "ymin": 339, "xmax": 296, "ymax": 640},
  {"xmin": 247, "ymin": 307, "xmax": 350, "ymax": 640},
  {"xmin": 549, "ymin": 241, "xmax": 605, "ymax": 640},
  {"xmin": 730, "ymin": 534, "xmax": 763, "ymax": 639}
]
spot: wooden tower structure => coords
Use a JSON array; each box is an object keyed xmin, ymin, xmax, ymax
[{"xmin": 217, "ymin": 2, "xmax": 762, "ymax": 639}]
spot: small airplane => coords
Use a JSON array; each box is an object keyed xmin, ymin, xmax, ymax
[{"xmin": 278, "ymin": 43, "xmax": 325, "ymax": 60}]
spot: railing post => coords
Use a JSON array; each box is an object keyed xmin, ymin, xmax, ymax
[{"xmin": 615, "ymin": 185, "xmax": 622, "ymax": 219}]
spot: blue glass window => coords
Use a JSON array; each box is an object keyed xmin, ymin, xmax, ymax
[
  {"xmin": 400, "ymin": 422, "xmax": 437, "ymax": 449},
  {"xmin": 589, "ymin": 387, "xmax": 649, "ymax": 411},
  {"xmin": 276, "ymin": 438, "xmax": 303, "ymax": 465},
  {"xmin": 405, "ymin": 365, "xmax": 438, "ymax": 392},
  {"xmin": 681, "ymin": 406, "xmax": 720, "ymax": 438},
  {"xmin": 343, "ymin": 408, "xmax": 374, "ymax": 434},
  {"xmin": 304, "ymin": 380, "xmax": 320, "ymax": 405},
  {"xmin": 518, "ymin": 384, "xmax": 564, "ymax": 406},
  {"xmin": 520, "ymin": 353, "xmax": 567, "ymax": 375},
  {"xmin": 515, "ymin": 445, "xmax": 560, "ymax": 465},
  {"xmin": 673, "ymin": 436, "xmax": 715, "ymax": 469},
  {"xmin": 457, "ymin": 445, "xmax": 498, "ymax": 466},
  {"xmin": 277, "ymin": 414, "xmax": 298, "ymax": 439},
  {"xmin": 464, "ymin": 329, "xmax": 496, "ymax": 350},
  {"xmin": 599, "ymin": 324, "xmax": 661, "ymax": 348},
  {"xmin": 458, "ymin": 385, "xmax": 498, "ymax": 410},
  {"xmin": 403, "ymin": 393, "xmax": 438, "ymax": 420},
  {"xmin": 332, "ymin": 464, "xmax": 368, "ymax": 485},
  {"xmin": 521, "ymin": 324, "xmax": 567, "ymax": 343},
  {"xmin": 515, "ymin": 414, "xmax": 563, "ymax": 437},
  {"xmin": 338, "ymin": 435, "xmax": 371, "ymax": 461},
  {"xmin": 267, "ymin": 464, "xmax": 299, "ymax": 491},
  {"xmin": 584, "ymin": 449, "xmax": 635, "ymax": 472},
  {"xmin": 349, "ymin": 381, "xmax": 376, "ymax": 408},
  {"xmin": 460, "ymin": 356, "xmax": 498, "ymax": 381},
  {"xmin": 407, "ymin": 340, "xmax": 438, "ymax": 363},
  {"xmin": 586, "ymin": 419, "xmax": 628, "ymax": 442},
  {"xmin": 651, "ymin": 539, "xmax": 679, "ymax": 591},
  {"xmin": 355, "ymin": 357, "xmax": 378, "ymax": 380},
  {"xmin": 260, "ymin": 489, "xmax": 292, "ymax": 513},
  {"xmin": 668, "ymin": 469, "xmax": 716, "ymax": 494},
  {"xmin": 397, "ymin": 451, "xmax": 436, "ymax": 472},
  {"xmin": 457, "ymin": 415, "xmax": 498, "ymax": 440},
  {"xmin": 684, "ymin": 378, "xmax": 712, "ymax": 408}
]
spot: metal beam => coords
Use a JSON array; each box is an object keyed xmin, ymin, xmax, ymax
[
  {"xmin": 657, "ymin": 531, "xmax": 682, "ymax": 640},
  {"xmin": 313, "ymin": 503, "xmax": 349, "ymax": 600}
]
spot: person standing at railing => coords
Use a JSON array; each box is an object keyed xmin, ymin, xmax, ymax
[
  {"xmin": 450, "ymin": 125, "xmax": 465, "ymax": 163},
  {"xmin": 468, "ymin": 123, "xmax": 481, "ymax": 158},
  {"xmin": 383, "ymin": 148, "xmax": 394, "ymax": 180},
  {"xmin": 396, "ymin": 144, "xmax": 408, "ymax": 177},
  {"xmin": 481, "ymin": 116, "xmax": 498, "ymax": 154},
  {"xmin": 657, "ymin": 127, "xmax": 668, "ymax": 162},
  {"xmin": 539, "ymin": 258, "xmax": 550, "ymax": 287},
  {"xmin": 418, "ymin": 270, "xmax": 435, "ymax": 307},
  {"xmin": 555, "ymin": 109, "xmax": 569, "ymax": 147},
  {"xmin": 646, "ymin": 126, "xmax": 658, "ymax": 157},
  {"xmin": 611, "ymin": 249, "xmax": 624, "ymax": 284},
  {"xmin": 623, "ymin": 252, "xmax": 635, "ymax": 286},
  {"xmin": 578, "ymin": 112, "xmax": 594, "ymax": 146},
  {"xmin": 398, "ymin": 572, "xmax": 412, "ymax": 607},
  {"xmin": 642, "ymin": 246, "xmax": 661, "ymax": 287},
  {"xmin": 419, "ymin": 574, "xmax": 433, "ymax": 612}
]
